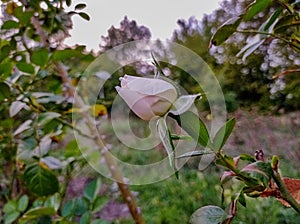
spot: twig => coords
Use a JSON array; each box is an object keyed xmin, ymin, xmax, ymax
[{"xmin": 54, "ymin": 117, "xmax": 92, "ymax": 139}]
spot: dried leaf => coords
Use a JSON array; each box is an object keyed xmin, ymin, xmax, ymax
[
  {"xmin": 279, "ymin": 178, "xmax": 300, "ymax": 207},
  {"xmin": 260, "ymin": 177, "xmax": 300, "ymax": 207}
]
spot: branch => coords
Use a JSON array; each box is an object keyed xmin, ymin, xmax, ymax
[
  {"xmin": 55, "ymin": 61, "xmax": 145, "ymax": 224},
  {"xmin": 275, "ymin": 0, "xmax": 294, "ymax": 14},
  {"xmin": 272, "ymin": 171, "xmax": 300, "ymax": 214},
  {"xmin": 272, "ymin": 68, "xmax": 300, "ymax": 79},
  {"xmin": 31, "ymin": 16, "xmax": 49, "ymax": 48}
]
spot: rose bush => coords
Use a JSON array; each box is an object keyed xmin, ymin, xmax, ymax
[{"xmin": 116, "ymin": 75, "xmax": 178, "ymax": 121}]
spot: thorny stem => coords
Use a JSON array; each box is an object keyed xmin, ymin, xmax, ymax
[
  {"xmin": 220, "ymin": 148, "xmax": 300, "ymax": 215},
  {"xmin": 272, "ymin": 171, "xmax": 300, "ymax": 214},
  {"xmin": 30, "ymin": 13, "xmax": 145, "ymax": 223},
  {"xmin": 55, "ymin": 62, "xmax": 145, "ymax": 223}
]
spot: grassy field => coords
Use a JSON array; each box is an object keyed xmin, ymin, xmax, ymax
[
  {"xmin": 124, "ymin": 163, "xmax": 299, "ymax": 224},
  {"xmin": 92, "ymin": 164, "xmax": 300, "ymax": 223}
]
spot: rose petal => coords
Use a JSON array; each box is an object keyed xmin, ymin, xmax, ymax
[
  {"xmin": 117, "ymin": 75, "xmax": 178, "ymax": 120},
  {"xmin": 131, "ymin": 98, "xmax": 157, "ymax": 120},
  {"xmin": 116, "ymin": 88, "xmax": 143, "ymax": 108},
  {"xmin": 124, "ymin": 76, "xmax": 177, "ymax": 97}
]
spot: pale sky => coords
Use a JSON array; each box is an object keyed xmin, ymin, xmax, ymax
[{"xmin": 65, "ymin": 0, "xmax": 221, "ymax": 50}]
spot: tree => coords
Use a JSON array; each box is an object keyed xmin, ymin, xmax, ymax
[
  {"xmin": 171, "ymin": 0, "xmax": 300, "ymax": 111},
  {"xmin": 100, "ymin": 16, "xmax": 151, "ymax": 51},
  {"xmin": 98, "ymin": 17, "xmax": 169, "ymax": 109},
  {"xmin": 212, "ymin": 0, "xmax": 300, "ymax": 111}
]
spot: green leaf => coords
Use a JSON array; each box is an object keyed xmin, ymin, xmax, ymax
[
  {"xmin": 10, "ymin": 38, "xmax": 17, "ymax": 50},
  {"xmin": 4, "ymin": 210, "xmax": 20, "ymax": 224},
  {"xmin": 151, "ymin": 52, "xmax": 165, "ymax": 76},
  {"xmin": 61, "ymin": 200, "xmax": 75, "ymax": 217},
  {"xmin": 238, "ymin": 10, "xmax": 280, "ymax": 61},
  {"xmin": 2, "ymin": 20, "xmax": 19, "ymax": 29},
  {"xmin": 216, "ymin": 155, "xmax": 235, "ymax": 169},
  {"xmin": 0, "ymin": 82, "xmax": 11, "ymax": 101},
  {"xmin": 80, "ymin": 211, "xmax": 92, "ymax": 224},
  {"xmin": 245, "ymin": 0, "xmax": 273, "ymax": 21},
  {"xmin": 13, "ymin": 120, "xmax": 32, "ymax": 136},
  {"xmin": 13, "ymin": 7, "xmax": 34, "ymax": 25},
  {"xmin": 0, "ymin": 45, "xmax": 11, "ymax": 63},
  {"xmin": 20, "ymin": 207, "xmax": 55, "ymax": 220},
  {"xmin": 53, "ymin": 48, "xmax": 82, "ymax": 61},
  {"xmin": 83, "ymin": 178, "xmax": 102, "ymax": 202},
  {"xmin": 32, "ymin": 135, "xmax": 52, "ymax": 157},
  {"xmin": 238, "ymin": 192, "xmax": 246, "ymax": 207},
  {"xmin": 157, "ymin": 116, "xmax": 175, "ymax": 167},
  {"xmin": 66, "ymin": 0, "xmax": 72, "ymax": 6},
  {"xmin": 32, "ymin": 198, "xmax": 44, "ymax": 207},
  {"xmin": 176, "ymin": 149, "xmax": 214, "ymax": 159},
  {"xmin": 263, "ymin": 9, "xmax": 282, "ymax": 32},
  {"xmin": 41, "ymin": 156, "xmax": 64, "ymax": 169},
  {"xmin": 37, "ymin": 112, "xmax": 61, "ymax": 126},
  {"xmin": 16, "ymin": 62, "xmax": 35, "ymax": 74},
  {"xmin": 220, "ymin": 171, "xmax": 235, "ymax": 184},
  {"xmin": 74, "ymin": 197, "xmax": 89, "ymax": 216},
  {"xmin": 24, "ymin": 163, "xmax": 59, "ymax": 196},
  {"xmin": 238, "ymin": 38, "xmax": 265, "ymax": 61},
  {"xmin": 271, "ymin": 155, "xmax": 279, "ymax": 170},
  {"xmin": 213, "ymin": 118, "xmax": 236, "ymax": 151},
  {"xmin": 92, "ymin": 197, "xmax": 109, "ymax": 213},
  {"xmin": 30, "ymin": 48, "xmax": 48, "ymax": 66},
  {"xmin": 170, "ymin": 134, "xmax": 192, "ymax": 141},
  {"xmin": 274, "ymin": 14, "xmax": 300, "ymax": 34},
  {"xmin": 3, "ymin": 201, "xmax": 17, "ymax": 213},
  {"xmin": 239, "ymin": 154, "xmax": 256, "ymax": 163},
  {"xmin": 0, "ymin": 62, "xmax": 13, "ymax": 77},
  {"xmin": 91, "ymin": 220, "xmax": 110, "ymax": 224},
  {"xmin": 44, "ymin": 193, "xmax": 61, "ymax": 212},
  {"xmin": 78, "ymin": 12, "xmax": 90, "ymax": 21},
  {"xmin": 75, "ymin": 3, "xmax": 87, "ymax": 10},
  {"xmin": 32, "ymin": 92, "xmax": 65, "ymax": 104},
  {"xmin": 242, "ymin": 185, "xmax": 266, "ymax": 197},
  {"xmin": 240, "ymin": 161, "xmax": 273, "ymax": 187},
  {"xmin": 176, "ymin": 111, "xmax": 211, "ymax": 148},
  {"xmin": 64, "ymin": 139, "xmax": 81, "ymax": 157},
  {"xmin": 190, "ymin": 205, "xmax": 227, "ymax": 224},
  {"xmin": 17, "ymin": 195, "xmax": 29, "ymax": 212},
  {"xmin": 210, "ymin": 16, "xmax": 242, "ymax": 46},
  {"xmin": 9, "ymin": 101, "xmax": 27, "ymax": 117}
]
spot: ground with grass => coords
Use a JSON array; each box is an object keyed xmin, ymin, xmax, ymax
[{"xmin": 66, "ymin": 109, "xmax": 300, "ymax": 223}]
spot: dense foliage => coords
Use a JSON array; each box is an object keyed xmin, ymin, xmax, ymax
[{"xmin": 172, "ymin": 0, "xmax": 300, "ymax": 112}]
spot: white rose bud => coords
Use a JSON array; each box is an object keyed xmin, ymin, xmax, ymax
[{"xmin": 116, "ymin": 75, "xmax": 178, "ymax": 121}]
